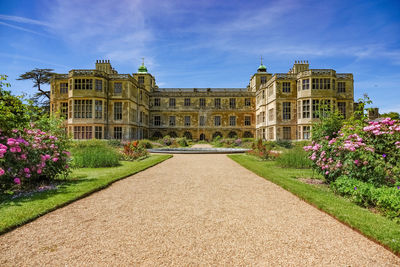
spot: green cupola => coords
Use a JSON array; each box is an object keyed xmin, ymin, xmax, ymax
[
  {"xmin": 257, "ymin": 56, "xmax": 267, "ymax": 72},
  {"xmin": 138, "ymin": 58, "xmax": 148, "ymax": 73}
]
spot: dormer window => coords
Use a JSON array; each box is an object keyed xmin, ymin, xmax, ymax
[
  {"xmin": 261, "ymin": 76, "xmax": 267, "ymax": 84},
  {"xmin": 138, "ymin": 76, "xmax": 144, "ymax": 84}
]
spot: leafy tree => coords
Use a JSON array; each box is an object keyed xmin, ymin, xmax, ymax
[
  {"xmin": 17, "ymin": 68, "xmax": 54, "ymax": 112},
  {"xmin": 380, "ymin": 111, "xmax": 400, "ymax": 120},
  {"xmin": 0, "ymin": 75, "xmax": 31, "ymax": 134}
]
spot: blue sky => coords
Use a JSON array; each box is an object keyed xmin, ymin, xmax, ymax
[{"xmin": 1, "ymin": 0, "xmax": 399, "ymax": 112}]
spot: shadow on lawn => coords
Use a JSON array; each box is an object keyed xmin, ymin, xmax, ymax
[{"xmin": 0, "ymin": 178, "xmax": 96, "ymax": 207}]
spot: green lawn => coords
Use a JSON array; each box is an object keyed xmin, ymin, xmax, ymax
[
  {"xmin": 229, "ymin": 154, "xmax": 400, "ymax": 256},
  {"xmin": 0, "ymin": 154, "xmax": 172, "ymax": 234}
]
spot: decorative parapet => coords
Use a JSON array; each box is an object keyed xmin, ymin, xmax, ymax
[
  {"xmin": 68, "ymin": 69, "xmax": 108, "ymax": 78},
  {"xmin": 52, "ymin": 74, "xmax": 68, "ymax": 79},
  {"xmin": 310, "ymin": 69, "xmax": 336, "ymax": 76},
  {"xmin": 336, "ymin": 73, "xmax": 353, "ymax": 79},
  {"xmin": 274, "ymin": 73, "xmax": 297, "ymax": 79}
]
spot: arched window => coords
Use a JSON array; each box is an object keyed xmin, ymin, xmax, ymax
[
  {"xmin": 243, "ymin": 131, "xmax": 253, "ymax": 138},
  {"xmin": 228, "ymin": 131, "xmax": 237, "ymax": 138},
  {"xmin": 152, "ymin": 131, "xmax": 163, "ymax": 139},
  {"xmin": 183, "ymin": 131, "xmax": 192, "ymax": 140},
  {"xmin": 212, "ymin": 131, "xmax": 223, "ymax": 139},
  {"xmin": 168, "ymin": 131, "xmax": 178, "ymax": 138},
  {"xmin": 199, "ymin": 133, "xmax": 206, "ymax": 140}
]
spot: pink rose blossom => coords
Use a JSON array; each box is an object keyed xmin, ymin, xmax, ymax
[
  {"xmin": 52, "ymin": 157, "xmax": 59, "ymax": 162},
  {"xmin": 14, "ymin": 177, "xmax": 21, "ymax": 184},
  {"xmin": 0, "ymin": 168, "xmax": 4, "ymax": 176}
]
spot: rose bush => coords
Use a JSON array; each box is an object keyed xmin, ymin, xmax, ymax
[
  {"xmin": 0, "ymin": 128, "xmax": 70, "ymax": 191},
  {"xmin": 304, "ymin": 117, "xmax": 400, "ymax": 185}
]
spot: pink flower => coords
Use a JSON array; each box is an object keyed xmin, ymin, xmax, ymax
[
  {"xmin": 0, "ymin": 168, "xmax": 4, "ymax": 176},
  {"xmin": 354, "ymin": 160, "xmax": 360, "ymax": 165},
  {"xmin": 325, "ymin": 171, "xmax": 329, "ymax": 175},
  {"xmin": 37, "ymin": 169, "xmax": 42, "ymax": 174},
  {"xmin": 7, "ymin": 138, "xmax": 16, "ymax": 146},
  {"xmin": 20, "ymin": 154, "xmax": 27, "ymax": 160},
  {"xmin": 24, "ymin": 168, "xmax": 30, "ymax": 173},
  {"xmin": 52, "ymin": 157, "xmax": 59, "ymax": 162},
  {"xmin": 25, "ymin": 173, "xmax": 31, "ymax": 178},
  {"xmin": 14, "ymin": 177, "xmax": 21, "ymax": 184}
]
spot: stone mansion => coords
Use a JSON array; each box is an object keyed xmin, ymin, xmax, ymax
[{"xmin": 50, "ymin": 59, "xmax": 354, "ymax": 141}]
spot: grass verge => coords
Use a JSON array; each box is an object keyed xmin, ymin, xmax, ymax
[
  {"xmin": 229, "ymin": 154, "xmax": 400, "ymax": 256},
  {"xmin": 0, "ymin": 154, "xmax": 172, "ymax": 235}
]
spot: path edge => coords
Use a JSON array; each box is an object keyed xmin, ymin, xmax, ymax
[
  {"xmin": 0, "ymin": 154, "xmax": 173, "ymax": 236},
  {"xmin": 227, "ymin": 154, "xmax": 400, "ymax": 258}
]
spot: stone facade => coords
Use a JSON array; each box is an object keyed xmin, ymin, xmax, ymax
[{"xmin": 50, "ymin": 60, "xmax": 354, "ymax": 141}]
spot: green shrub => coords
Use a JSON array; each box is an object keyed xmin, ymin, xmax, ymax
[
  {"xmin": 71, "ymin": 140, "xmax": 119, "ymax": 168},
  {"xmin": 139, "ymin": 139, "xmax": 153, "ymax": 149},
  {"xmin": 276, "ymin": 147, "xmax": 312, "ymax": 169},
  {"xmin": 276, "ymin": 140, "xmax": 293, "ymax": 149},
  {"xmin": 177, "ymin": 137, "xmax": 188, "ymax": 147},
  {"xmin": 107, "ymin": 139, "xmax": 122, "ymax": 147},
  {"xmin": 331, "ymin": 177, "xmax": 400, "ymax": 222}
]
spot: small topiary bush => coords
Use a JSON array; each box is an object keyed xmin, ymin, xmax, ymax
[{"xmin": 71, "ymin": 140, "xmax": 119, "ymax": 168}]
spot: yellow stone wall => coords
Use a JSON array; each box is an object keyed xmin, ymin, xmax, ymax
[{"xmin": 50, "ymin": 60, "xmax": 354, "ymax": 141}]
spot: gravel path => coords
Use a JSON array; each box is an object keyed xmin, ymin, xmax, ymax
[{"xmin": 1, "ymin": 154, "xmax": 399, "ymax": 266}]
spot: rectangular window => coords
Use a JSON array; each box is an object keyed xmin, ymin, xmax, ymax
[
  {"xmin": 245, "ymin": 98, "xmax": 251, "ymax": 106},
  {"xmin": 302, "ymin": 79, "xmax": 310, "ymax": 90},
  {"xmin": 184, "ymin": 98, "xmax": 191, "ymax": 107},
  {"xmin": 199, "ymin": 116, "xmax": 205, "ymax": 126},
  {"xmin": 268, "ymin": 108, "xmax": 274, "ymax": 121},
  {"xmin": 95, "ymin": 126, "xmax": 102, "ymax": 139},
  {"xmin": 138, "ymin": 76, "xmax": 144, "ymax": 84},
  {"xmin": 297, "ymin": 100, "xmax": 301, "ymax": 119},
  {"xmin": 338, "ymin": 82, "xmax": 346, "ymax": 93},
  {"xmin": 262, "ymin": 90, "xmax": 265, "ymax": 99},
  {"xmin": 229, "ymin": 98, "xmax": 236, "ymax": 109},
  {"xmin": 214, "ymin": 116, "xmax": 221, "ymax": 126},
  {"xmin": 60, "ymin": 83, "xmax": 68, "ymax": 94},
  {"xmin": 154, "ymin": 115, "xmax": 161, "ymax": 126},
  {"xmin": 338, "ymin": 102, "xmax": 346, "ymax": 118},
  {"xmin": 283, "ymin": 102, "xmax": 291, "ymax": 120},
  {"xmin": 282, "ymin": 82, "xmax": 291, "ymax": 93},
  {"xmin": 260, "ymin": 76, "xmax": 267, "ymax": 84},
  {"xmin": 154, "ymin": 98, "xmax": 160, "ymax": 106},
  {"xmin": 114, "ymin": 127, "xmax": 122, "ymax": 139},
  {"xmin": 214, "ymin": 98, "xmax": 221, "ymax": 108},
  {"xmin": 268, "ymin": 127, "xmax": 274, "ymax": 140},
  {"xmin": 74, "ymin": 79, "xmax": 92, "ymax": 90},
  {"xmin": 73, "ymin": 100, "xmax": 92, "ymax": 118},
  {"xmin": 114, "ymin": 102, "xmax": 122, "ymax": 120},
  {"xmin": 303, "ymin": 126, "xmax": 311, "ymax": 140},
  {"xmin": 140, "ymin": 90, "xmax": 143, "ymax": 100},
  {"xmin": 169, "ymin": 98, "xmax": 176, "ymax": 108},
  {"xmin": 323, "ymin": 78, "xmax": 331, "ymax": 89},
  {"xmin": 312, "ymin": 99, "xmax": 320, "ymax": 118},
  {"xmin": 229, "ymin": 116, "xmax": 236, "ymax": 126},
  {"xmin": 73, "ymin": 126, "xmax": 92, "ymax": 139},
  {"xmin": 283, "ymin": 127, "xmax": 291, "ymax": 140},
  {"xmin": 95, "ymin": 100, "xmax": 102, "ymax": 119},
  {"xmin": 244, "ymin": 116, "xmax": 251, "ymax": 126},
  {"xmin": 184, "ymin": 116, "xmax": 191, "ymax": 126},
  {"xmin": 169, "ymin": 116, "xmax": 176, "ymax": 126},
  {"xmin": 114, "ymin": 82, "xmax": 122, "ymax": 94},
  {"xmin": 95, "ymin": 80, "xmax": 102, "ymax": 91},
  {"xmin": 60, "ymin": 102, "xmax": 68, "ymax": 118},
  {"xmin": 199, "ymin": 98, "xmax": 206, "ymax": 107},
  {"xmin": 302, "ymin": 100, "xmax": 310, "ymax": 118}
]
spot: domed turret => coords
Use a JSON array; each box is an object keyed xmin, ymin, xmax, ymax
[
  {"xmin": 138, "ymin": 58, "xmax": 148, "ymax": 73},
  {"xmin": 257, "ymin": 56, "xmax": 267, "ymax": 72}
]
